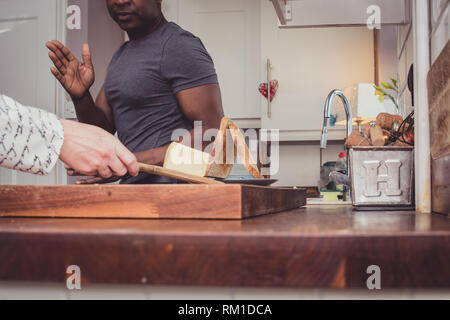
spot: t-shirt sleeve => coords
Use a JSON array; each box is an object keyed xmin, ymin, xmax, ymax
[
  {"xmin": 0, "ymin": 95, "xmax": 64, "ymax": 175},
  {"xmin": 160, "ymin": 32, "xmax": 218, "ymax": 93}
]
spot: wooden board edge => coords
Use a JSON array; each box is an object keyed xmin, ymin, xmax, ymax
[
  {"xmin": 240, "ymin": 185, "xmax": 306, "ymax": 218},
  {"xmin": 431, "ymin": 155, "xmax": 450, "ymax": 215},
  {"xmin": 0, "ymin": 184, "xmax": 244, "ymax": 220}
]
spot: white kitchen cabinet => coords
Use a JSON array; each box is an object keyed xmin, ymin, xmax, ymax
[
  {"xmin": 272, "ymin": 0, "xmax": 409, "ymax": 28},
  {"xmin": 164, "ymin": 0, "xmax": 262, "ymax": 121},
  {"xmin": 0, "ymin": 0, "xmax": 66, "ymax": 185}
]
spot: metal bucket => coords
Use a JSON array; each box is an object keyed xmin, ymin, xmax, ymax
[{"xmin": 349, "ymin": 146, "xmax": 414, "ymax": 208}]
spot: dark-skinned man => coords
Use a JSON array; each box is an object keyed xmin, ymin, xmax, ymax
[{"xmin": 46, "ymin": 0, "xmax": 224, "ymax": 184}]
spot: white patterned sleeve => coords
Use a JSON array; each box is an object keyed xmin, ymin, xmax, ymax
[{"xmin": 0, "ymin": 95, "xmax": 64, "ymax": 175}]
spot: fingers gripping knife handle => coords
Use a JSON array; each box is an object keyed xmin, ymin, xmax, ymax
[{"xmin": 138, "ymin": 162, "xmax": 224, "ymax": 185}]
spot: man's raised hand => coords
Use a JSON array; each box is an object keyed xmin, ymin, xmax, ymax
[{"xmin": 46, "ymin": 40, "xmax": 94, "ymax": 100}]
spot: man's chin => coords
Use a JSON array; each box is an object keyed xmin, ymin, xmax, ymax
[{"xmin": 115, "ymin": 21, "xmax": 138, "ymax": 32}]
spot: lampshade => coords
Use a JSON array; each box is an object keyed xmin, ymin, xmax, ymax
[{"xmin": 334, "ymin": 83, "xmax": 397, "ymax": 126}]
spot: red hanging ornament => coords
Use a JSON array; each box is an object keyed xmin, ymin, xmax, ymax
[{"xmin": 258, "ymin": 80, "xmax": 278, "ymax": 102}]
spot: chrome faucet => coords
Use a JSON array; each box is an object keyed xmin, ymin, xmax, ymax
[
  {"xmin": 319, "ymin": 90, "xmax": 353, "ymax": 199},
  {"xmin": 320, "ymin": 89, "xmax": 353, "ymax": 149}
]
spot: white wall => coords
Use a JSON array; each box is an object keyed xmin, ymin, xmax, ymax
[
  {"xmin": 87, "ymin": 1, "xmax": 124, "ymax": 99},
  {"xmin": 66, "ymin": 0, "xmax": 89, "ymax": 63},
  {"xmin": 396, "ymin": 4, "xmax": 414, "ymax": 117},
  {"xmin": 379, "ymin": 25, "xmax": 399, "ymax": 86},
  {"xmin": 66, "ymin": 0, "xmax": 124, "ymax": 100}
]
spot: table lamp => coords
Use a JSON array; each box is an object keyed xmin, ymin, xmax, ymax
[{"xmin": 334, "ymin": 83, "xmax": 398, "ymax": 132}]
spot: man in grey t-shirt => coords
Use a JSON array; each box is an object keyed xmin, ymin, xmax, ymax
[{"xmin": 46, "ymin": 0, "xmax": 224, "ymax": 184}]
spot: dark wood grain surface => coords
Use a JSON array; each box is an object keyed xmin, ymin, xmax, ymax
[
  {"xmin": 0, "ymin": 206, "xmax": 449, "ymax": 288},
  {"xmin": 0, "ymin": 185, "xmax": 306, "ymax": 219},
  {"xmin": 431, "ymin": 155, "xmax": 450, "ymax": 215},
  {"xmin": 428, "ymin": 40, "xmax": 450, "ymax": 215}
]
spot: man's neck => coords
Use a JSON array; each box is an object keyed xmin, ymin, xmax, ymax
[{"xmin": 127, "ymin": 15, "xmax": 167, "ymax": 41}]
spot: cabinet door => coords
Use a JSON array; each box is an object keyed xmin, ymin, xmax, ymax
[
  {"xmin": 175, "ymin": 0, "xmax": 261, "ymax": 120},
  {"xmin": 0, "ymin": 0, "xmax": 62, "ymax": 185}
]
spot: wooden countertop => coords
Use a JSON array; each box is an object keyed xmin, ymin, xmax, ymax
[{"xmin": 0, "ymin": 206, "xmax": 449, "ymax": 288}]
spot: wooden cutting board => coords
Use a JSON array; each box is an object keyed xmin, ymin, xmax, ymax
[{"xmin": 0, "ymin": 185, "xmax": 306, "ymax": 219}]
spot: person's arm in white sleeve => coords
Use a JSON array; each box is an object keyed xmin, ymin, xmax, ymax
[
  {"xmin": 0, "ymin": 95, "xmax": 64, "ymax": 175},
  {"xmin": 0, "ymin": 95, "xmax": 139, "ymax": 178}
]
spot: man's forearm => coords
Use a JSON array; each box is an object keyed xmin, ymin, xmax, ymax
[
  {"xmin": 134, "ymin": 126, "xmax": 214, "ymax": 166},
  {"xmin": 72, "ymin": 93, "xmax": 115, "ymax": 134},
  {"xmin": 134, "ymin": 145, "xmax": 169, "ymax": 166}
]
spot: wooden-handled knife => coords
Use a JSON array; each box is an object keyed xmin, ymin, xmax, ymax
[{"xmin": 138, "ymin": 162, "xmax": 224, "ymax": 185}]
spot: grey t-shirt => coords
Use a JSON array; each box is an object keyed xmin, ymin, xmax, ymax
[{"xmin": 104, "ymin": 22, "xmax": 218, "ymax": 184}]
